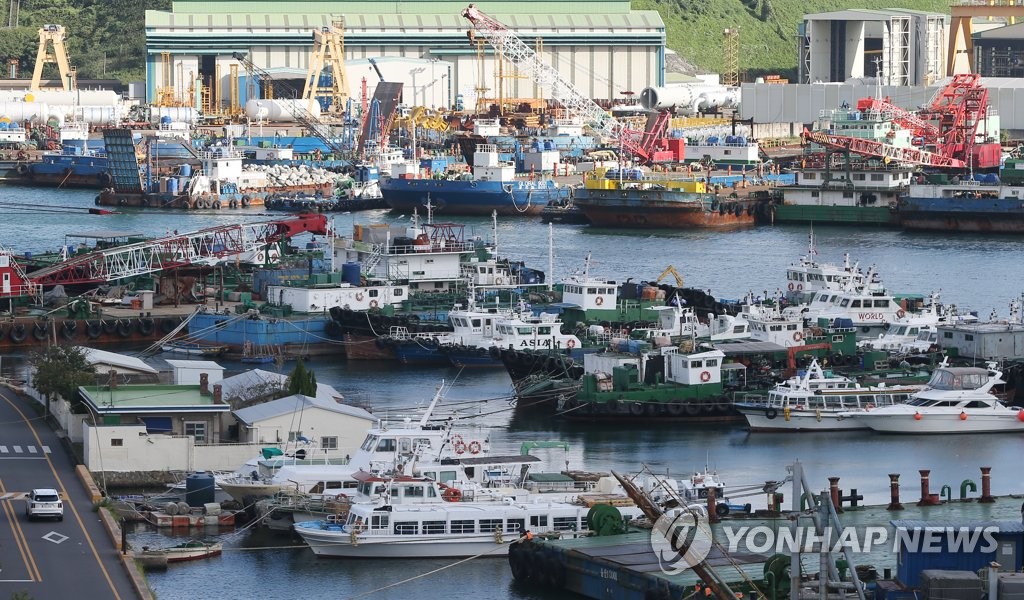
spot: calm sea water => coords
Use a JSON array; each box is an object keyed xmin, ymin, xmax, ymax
[{"xmin": 5, "ymin": 185, "xmax": 1024, "ymax": 599}]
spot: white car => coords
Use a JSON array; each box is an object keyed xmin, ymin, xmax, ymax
[{"xmin": 26, "ymin": 488, "xmax": 64, "ymax": 521}]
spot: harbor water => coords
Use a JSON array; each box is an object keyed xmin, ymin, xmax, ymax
[{"xmin": 5, "ymin": 186, "xmax": 1024, "ymax": 599}]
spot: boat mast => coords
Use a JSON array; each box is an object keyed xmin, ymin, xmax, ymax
[
  {"xmin": 491, "ymin": 210, "xmax": 498, "ymax": 257},
  {"xmin": 418, "ymin": 380, "xmax": 446, "ymax": 427},
  {"xmin": 547, "ymin": 222, "xmax": 554, "ymax": 292}
]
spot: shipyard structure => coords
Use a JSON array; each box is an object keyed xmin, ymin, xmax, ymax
[{"xmin": 144, "ymin": 0, "xmax": 666, "ymax": 109}]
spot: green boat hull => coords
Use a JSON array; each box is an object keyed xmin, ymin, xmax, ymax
[{"xmin": 773, "ymin": 204, "xmax": 898, "ymax": 226}]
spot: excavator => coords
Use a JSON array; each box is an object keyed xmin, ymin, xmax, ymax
[{"xmin": 655, "ymin": 265, "xmax": 684, "ymax": 288}]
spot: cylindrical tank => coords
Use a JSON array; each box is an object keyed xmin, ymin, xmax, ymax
[
  {"xmin": 151, "ymin": 107, "xmax": 198, "ymax": 125},
  {"xmin": 9, "ymin": 89, "xmax": 121, "ymax": 106},
  {"xmin": 46, "ymin": 105, "xmax": 120, "ymax": 125},
  {"xmin": 179, "ymin": 163, "xmax": 193, "ymax": 177},
  {"xmin": 168, "ymin": 177, "xmax": 179, "ymax": 195},
  {"xmin": 185, "ymin": 472, "xmax": 216, "ymax": 507},
  {"xmin": 244, "ymin": 99, "xmax": 322, "ymax": 123},
  {"xmin": 160, "ymin": 115, "xmax": 172, "ymax": 125},
  {"xmin": 639, "ymin": 85, "xmax": 739, "ymax": 115},
  {"xmin": 0, "ymin": 101, "xmax": 51, "ymax": 124},
  {"xmin": 342, "ymin": 262, "xmax": 362, "ymax": 286},
  {"xmin": 159, "ymin": 177, "xmax": 168, "ymax": 193}
]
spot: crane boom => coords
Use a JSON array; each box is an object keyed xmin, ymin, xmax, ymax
[
  {"xmin": 461, "ymin": 4, "xmax": 669, "ymax": 161},
  {"xmin": 27, "ymin": 214, "xmax": 328, "ymax": 287},
  {"xmin": 802, "ymin": 129, "xmax": 965, "ymax": 169}
]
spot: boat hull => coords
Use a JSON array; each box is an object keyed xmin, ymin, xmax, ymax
[
  {"xmin": 217, "ymin": 481, "xmax": 283, "ymax": 503},
  {"xmin": 298, "ymin": 528, "xmax": 515, "ymax": 558},
  {"xmin": 574, "ymin": 190, "xmax": 759, "ymax": 229},
  {"xmin": 188, "ymin": 312, "xmax": 333, "ymax": 355},
  {"xmin": 380, "ymin": 178, "xmax": 569, "ymax": 216},
  {"xmin": 854, "ymin": 413, "xmax": 1024, "ymax": 434},
  {"xmin": 0, "ymin": 315, "xmax": 183, "ymax": 351},
  {"xmin": 738, "ymin": 407, "xmax": 866, "ymax": 431},
  {"xmin": 899, "ymin": 194, "xmax": 1024, "ymax": 232},
  {"xmin": 772, "ymin": 204, "xmax": 898, "ymax": 226},
  {"xmin": 95, "ymin": 182, "xmax": 334, "ymax": 210}
]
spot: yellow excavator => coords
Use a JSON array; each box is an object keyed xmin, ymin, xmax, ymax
[{"xmin": 656, "ymin": 265, "xmax": 684, "ymax": 287}]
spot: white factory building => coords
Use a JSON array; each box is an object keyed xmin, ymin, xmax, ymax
[{"xmin": 144, "ymin": 0, "xmax": 667, "ymax": 109}]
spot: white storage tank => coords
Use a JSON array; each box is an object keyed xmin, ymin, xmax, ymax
[
  {"xmin": 245, "ymin": 99, "xmax": 321, "ymax": 123},
  {"xmin": 151, "ymin": 107, "xmax": 198, "ymax": 125},
  {"xmin": 21, "ymin": 90, "xmax": 122, "ymax": 107},
  {"xmin": 640, "ymin": 85, "xmax": 740, "ymax": 115},
  {"xmin": 0, "ymin": 102, "xmax": 50, "ymax": 124},
  {"xmin": 47, "ymin": 105, "xmax": 121, "ymax": 125}
]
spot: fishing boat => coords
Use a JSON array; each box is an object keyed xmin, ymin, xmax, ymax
[
  {"xmin": 571, "ymin": 166, "xmax": 771, "ymax": 229},
  {"xmin": 844, "ymin": 362, "xmax": 1024, "ymax": 434},
  {"xmin": 380, "ymin": 144, "xmax": 570, "ymax": 216},
  {"xmin": 145, "ymin": 540, "xmax": 223, "ymax": 563},
  {"xmin": 161, "ymin": 340, "xmax": 229, "ymax": 357},
  {"xmin": 439, "ymin": 306, "xmax": 583, "ymax": 368},
  {"xmin": 782, "ymin": 230, "xmax": 884, "ymax": 302},
  {"xmin": 734, "ymin": 358, "xmax": 919, "ymax": 432}
]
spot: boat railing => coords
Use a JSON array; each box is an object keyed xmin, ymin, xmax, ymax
[{"xmin": 732, "ymin": 391, "xmax": 769, "ymax": 405}]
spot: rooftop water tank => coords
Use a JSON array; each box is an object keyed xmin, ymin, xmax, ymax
[
  {"xmin": 341, "ymin": 262, "xmax": 362, "ymax": 286},
  {"xmin": 184, "ymin": 472, "xmax": 216, "ymax": 507}
]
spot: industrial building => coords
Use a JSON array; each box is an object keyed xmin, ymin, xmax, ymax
[
  {"xmin": 798, "ymin": 9, "xmax": 947, "ymax": 86},
  {"xmin": 144, "ymin": 0, "xmax": 666, "ymax": 111},
  {"xmin": 974, "ymin": 23, "xmax": 1024, "ymax": 77}
]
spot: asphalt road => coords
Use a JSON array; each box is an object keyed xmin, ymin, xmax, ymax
[{"xmin": 0, "ymin": 387, "xmax": 137, "ymax": 599}]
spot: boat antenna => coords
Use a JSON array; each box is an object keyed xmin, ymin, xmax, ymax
[
  {"xmin": 547, "ymin": 222, "xmax": 554, "ymax": 292},
  {"xmin": 419, "ymin": 379, "xmax": 446, "ymax": 427}
]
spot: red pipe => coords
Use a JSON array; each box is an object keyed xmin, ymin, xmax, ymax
[
  {"xmin": 980, "ymin": 467, "xmax": 995, "ymax": 503},
  {"xmin": 828, "ymin": 476, "xmax": 842, "ymax": 513}
]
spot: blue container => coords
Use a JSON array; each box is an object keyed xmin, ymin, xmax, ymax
[
  {"xmin": 725, "ymin": 135, "xmax": 736, "ymax": 144},
  {"xmin": 737, "ymin": 136, "xmax": 747, "ymax": 145},
  {"xmin": 179, "ymin": 163, "xmax": 192, "ymax": 177},
  {"xmin": 707, "ymin": 136, "xmax": 719, "ymax": 145},
  {"xmin": 0, "ymin": 122, "xmax": 8, "ymax": 130},
  {"xmin": 160, "ymin": 115, "xmax": 172, "ymax": 125},
  {"xmin": 627, "ymin": 339, "xmax": 640, "ymax": 353},
  {"xmin": 544, "ymin": 140, "xmax": 554, "ymax": 150},
  {"xmin": 184, "ymin": 472, "xmax": 216, "ymax": 507},
  {"xmin": 342, "ymin": 262, "xmax": 362, "ymax": 286},
  {"xmin": 9, "ymin": 121, "xmax": 18, "ymax": 129},
  {"xmin": 168, "ymin": 178, "xmax": 179, "ymax": 195}
]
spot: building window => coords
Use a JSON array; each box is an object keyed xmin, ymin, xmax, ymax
[
  {"xmin": 111, "ymin": 438, "xmax": 123, "ymax": 447},
  {"xmin": 870, "ymin": 174, "xmax": 884, "ymax": 181},
  {"xmin": 288, "ymin": 431, "xmax": 303, "ymax": 442},
  {"xmin": 965, "ymin": 334, "xmax": 974, "ymax": 341},
  {"xmin": 321, "ymin": 436, "xmax": 338, "ymax": 450},
  {"xmin": 184, "ymin": 422, "xmax": 207, "ymax": 443}
]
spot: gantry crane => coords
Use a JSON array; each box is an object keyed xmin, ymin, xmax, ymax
[
  {"xmin": 302, "ymin": 20, "xmax": 351, "ymax": 117},
  {"xmin": 461, "ymin": 4, "xmax": 669, "ymax": 163},
  {"xmin": 30, "ymin": 24, "xmax": 74, "ymax": 91}
]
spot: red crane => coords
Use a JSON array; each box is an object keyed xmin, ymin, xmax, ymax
[
  {"xmin": 26, "ymin": 214, "xmax": 328, "ymax": 288},
  {"xmin": 801, "ymin": 129, "xmax": 966, "ymax": 169}
]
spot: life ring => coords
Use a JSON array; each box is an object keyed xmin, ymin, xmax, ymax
[
  {"xmin": 115, "ymin": 319, "xmax": 133, "ymax": 337},
  {"xmin": 566, "ymin": 339, "xmax": 577, "ymax": 349},
  {"xmin": 32, "ymin": 322, "xmax": 47, "ymax": 341},
  {"xmin": 792, "ymin": 331, "xmax": 803, "ymax": 342},
  {"xmin": 765, "ymin": 407, "xmax": 778, "ymax": 420},
  {"xmin": 355, "ymin": 292, "xmax": 365, "ymax": 301},
  {"xmin": 9, "ymin": 324, "xmax": 26, "ymax": 343},
  {"xmin": 787, "ymin": 282, "xmax": 794, "ymax": 291},
  {"xmin": 86, "ymin": 320, "xmax": 102, "ymax": 339},
  {"xmin": 454, "ymin": 442, "xmax": 467, "ymax": 455},
  {"xmin": 495, "ymin": 277, "xmax": 504, "ymax": 285},
  {"xmin": 467, "ymin": 440, "xmax": 482, "ymax": 455},
  {"xmin": 796, "ymin": 284, "xmax": 803, "ymax": 291},
  {"xmin": 896, "ymin": 309, "xmax": 906, "ymax": 319},
  {"xmin": 699, "ymin": 370, "xmax": 711, "ymax": 383},
  {"xmin": 369, "ymin": 299, "xmax": 379, "ymax": 309},
  {"xmin": 138, "ymin": 318, "xmax": 155, "ymax": 335},
  {"xmin": 443, "ymin": 488, "xmax": 462, "ymax": 502},
  {"xmin": 450, "ymin": 434, "xmax": 464, "ymax": 446},
  {"xmin": 16, "ymin": 164, "xmax": 29, "ymax": 176},
  {"xmin": 595, "ymin": 296, "xmax": 604, "ymax": 306}
]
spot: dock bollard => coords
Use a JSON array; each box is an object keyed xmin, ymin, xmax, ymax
[
  {"xmin": 979, "ymin": 467, "xmax": 995, "ymax": 503},
  {"xmin": 918, "ymin": 469, "xmax": 933, "ymax": 506},
  {"xmin": 887, "ymin": 473, "xmax": 904, "ymax": 511},
  {"xmin": 828, "ymin": 477, "xmax": 843, "ymax": 513},
  {"xmin": 707, "ymin": 486, "xmax": 720, "ymax": 523}
]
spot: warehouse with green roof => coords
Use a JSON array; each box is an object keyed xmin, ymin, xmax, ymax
[{"xmin": 144, "ymin": 0, "xmax": 666, "ymax": 108}]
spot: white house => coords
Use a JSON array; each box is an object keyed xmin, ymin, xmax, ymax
[
  {"xmin": 219, "ymin": 368, "xmax": 344, "ymax": 404},
  {"xmin": 165, "ymin": 359, "xmax": 225, "ymax": 385},
  {"xmin": 233, "ymin": 394, "xmax": 376, "ymax": 455},
  {"xmin": 78, "ymin": 346, "xmax": 160, "ymax": 382}
]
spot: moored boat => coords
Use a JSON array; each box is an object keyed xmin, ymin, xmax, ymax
[{"xmin": 161, "ymin": 340, "xmax": 229, "ymax": 357}]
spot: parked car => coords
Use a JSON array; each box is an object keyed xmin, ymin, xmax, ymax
[{"xmin": 26, "ymin": 488, "xmax": 63, "ymax": 521}]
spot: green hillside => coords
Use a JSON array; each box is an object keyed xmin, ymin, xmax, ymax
[{"xmin": 634, "ymin": 0, "xmax": 951, "ymax": 78}]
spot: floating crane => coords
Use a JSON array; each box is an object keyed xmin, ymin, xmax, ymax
[
  {"xmin": 23, "ymin": 214, "xmax": 328, "ymax": 288},
  {"xmin": 461, "ymin": 4, "xmax": 669, "ymax": 163}
]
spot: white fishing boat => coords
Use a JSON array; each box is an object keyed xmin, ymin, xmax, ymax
[
  {"xmin": 783, "ymin": 230, "xmax": 883, "ymax": 301},
  {"xmin": 845, "ymin": 363, "xmax": 1024, "ymax": 434},
  {"xmin": 630, "ymin": 304, "xmax": 750, "ymax": 343},
  {"xmin": 735, "ymin": 358, "xmax": 919, "ymax": 431}
]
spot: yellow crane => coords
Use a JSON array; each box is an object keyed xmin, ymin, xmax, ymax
[
  {"xmin": 30, "ymin": 24, "xmax": 74, "ymax": 91},
  {"xmin": 656, "ymin": 265, "xmax": 684, "ymax": 287}
]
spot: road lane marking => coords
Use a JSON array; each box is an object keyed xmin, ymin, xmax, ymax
[
  {"xmin": 13, "ymin": 445, "xmax": 22, "ymax": 453},
  {"xmin": 42, "ymin": 445, "xmax": 51, "ymax": 453},
  {"xmin": 0, "ymin": 445, "xmax": 7, "ymax": 453},
  {"xmin": 0, "ymin": 479, "xmax": 40, "ymax": 582},
  {"xmin": 1, "ymin": 391, "xmax": 122, "ymax": 599},
  {"xmin": 28, "ymin": 446, "xmax": 37, "ymax": 454},
  {"xmin": 43, "ymin": 531, "xmax": 69, "ymax": 544}
]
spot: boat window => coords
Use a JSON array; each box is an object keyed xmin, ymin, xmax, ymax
[
  {"xmin": 530, "ymin": 515, "xmax": 549, "ymax": 527},
  {"xmin": 690, "ymin": 361, "xmax": 703, "ymax": 369},
  {"xmin": 405, "ymin": 485, "xmax": 425, "ymax": 498},
  {"xmin": 965, "ymin": 401, "xmax": 990, "ymax": 408},
  {"xmin": 423, "ymin": 521, "xmax": 446, "ymax": 534},
  {"xmin": 358, "ymin": 483, "xmax": 372, "ymax": 495},
  {"xmin": 395, "ymin": 288, "xmax": 404, "ymax": 297},
  {"xmin": 326, "ymin": 481, "xmax": 342, "ymax": 490},
  {"xmin": 517, "ymin": 327, "xmax": 532, "ymax": 334},
  {"xmin": 705, "ymin": 359, "xmax": 718, "ymax": 367},
  {"xmin": 309, "ymin": 481, "xmax": 326, "ymax": 494},
  {"xmin": 439, "ymin": 470, "xmax": 458, "ymax": 482},
  {"xmin": 840, "ymin": 299, "xmax": 851, "ymax": 307},
  {"xmin": 371, "ymin": 514, "xmax": 389, "ymax": 530},
  {"xmin": 394, "ymin": 522, "xmax": 418, "ymax": 535},
  {"xmin": 787, "ymin": 324, "xmax": 797, "ymax": 330},
  {"xmin": 451, "ymin": 520, "xmax": 475, "ymax": 533},
  {"xmin": 376, "ymin": 438, "xmax": 396, "ymax": 452},
  {"xmin": 374, "ymin": 484, "xmax": 387, "ymax": 495},
  {"xmin": 506, "ymin": 519, "xmax": 525, "ymax": 533},
  {"xmin": 361, "ymin": 435, "xmax": 377, "ymax": 451},
  {"xmin": 414, "ymin": 438, "xmax": 432, "ymax": 451},
  {"xmin": 472, "ymin": 319, "xmax": 482, "ymax": 327},
  {"xmin": 479, "ymin": 519, "xmax": 503, "ymax": 533},
  {"xmin": 908, "ymin": 328, "xmax": 918, "ymax": 335},
  {"xmin": 875, "ymin": 300, "xmax": 890, "ymax": 308},
  {"xmin": 851, "ymin": 300, "xmax": 861, "ymax": 308},
  {"xmin": 428, "ymin": 486, "xmax": 438, "ymax": 498},
  {"xmin": 552, "ymin": 517, "xmax": 578, "ymax": 531},
  {"xmin": 399, "ymin": 438, "xmax": 412, "ymax": 453},
  {"xmin": 538, "ymin": 326, "xmax": 551, "ymax": 335},
  {"xmin": 587, "ymin": 287, "xmax": 597, "ymax": 294},
  {"xmin": 369, "ymin": 289, "xmax": 379, "ymax": 298}
]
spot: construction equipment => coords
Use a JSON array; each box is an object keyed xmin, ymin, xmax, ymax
[
  {"xmin": 30, "ymin": 24, "xmax": 74, "ymax": 91},
  {"xmin": 302, "ymin": 20, "xmax": 351, "ymax": 116},
  {"xmin": 22, "ymin": 214, "xmax": 329, "ymax": 289},
  {"xmin": 462, "ymin": 4, "xmax": 668, "ymax": 163},
  {"xmin": 232, "ymin": 52, "xmax": 349, "ymax": 156},
  {"xmin": 801, "ymin": 129, "xmax": 965, "ymax": 169},
  {"xmin": 722, "ymin": 28, "xmax": 739, "ymax": 87},
  {"xmin": 655, "ymin": 265, "xmax": 684, "ymax": 288}
]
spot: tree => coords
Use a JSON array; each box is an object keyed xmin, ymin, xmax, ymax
[
  {"xmin": 28, "ymin": 345, "xmax": 95, "ymax": 414},
  {"xmin": 286, "ymin": 359, "xmax": 317, "ymax": 397}
]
